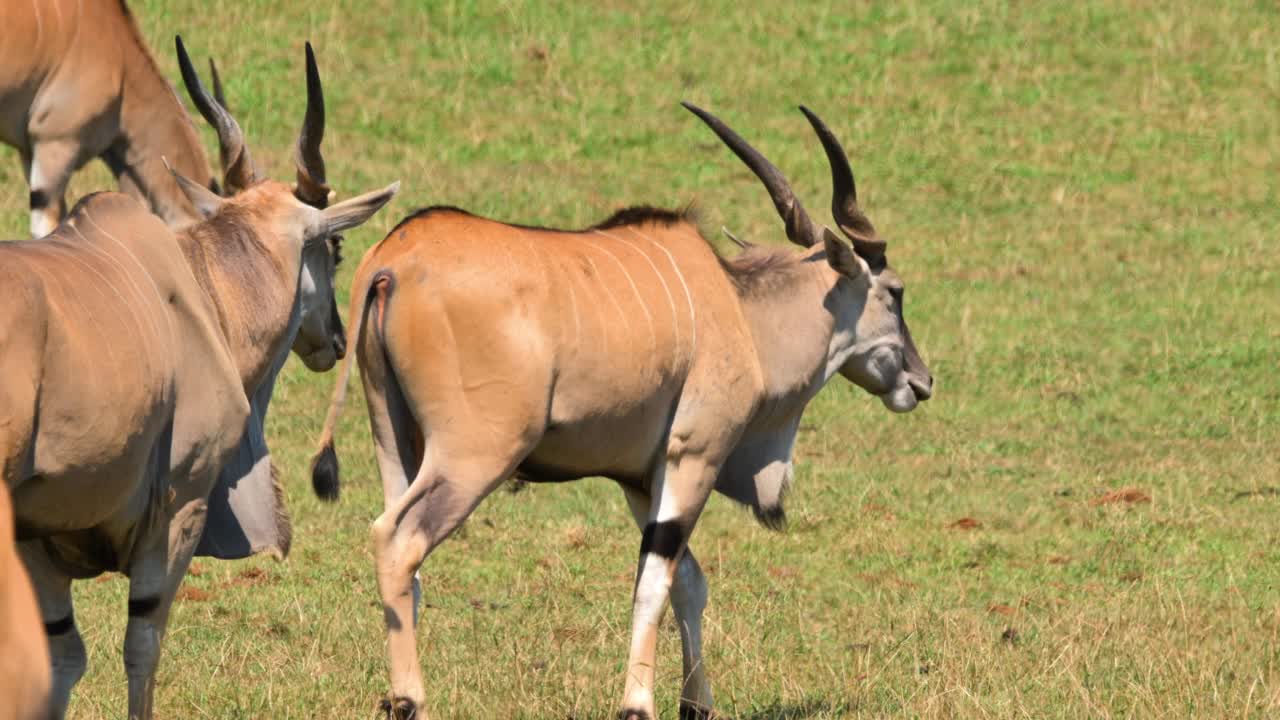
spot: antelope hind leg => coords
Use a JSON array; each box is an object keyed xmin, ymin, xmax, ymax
[{"xmin": 371, "ymin": 454, "xmax": 527, "ymax": 720}]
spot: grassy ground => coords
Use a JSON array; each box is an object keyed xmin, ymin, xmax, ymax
[{"xmin": 1, "ymin": 1, "xmax": 1278, "ymax": 717}]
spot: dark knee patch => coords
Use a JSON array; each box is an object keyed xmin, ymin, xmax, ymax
[
  {"xmin": 379, "ymin": 696, "xmax": 418, "ymax": 720},
  {"xmin": 679, "ymin": 702, "xmax": 712, "ymax": 720},
  {"xmin": 45, "ymin": 613, "xmax": 74, "ymax": 636},
  {"xmin": 128, "ymin": 595, "xmax": 161, "ymax": 617},
  {"xmin": 382, "ymin": 604, "xmax": 403, "ymax": 632},
  {"xmin": 639, "ymin": 520, "xmax": 685, "ymax": 560},
  {"xmin": 29, "ymin": 189, "xmax": 49, "ymax": 209}
]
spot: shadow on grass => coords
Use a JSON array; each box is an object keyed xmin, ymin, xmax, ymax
[
  {"xmin": 724, "ymin": 698, "xmax": 847, "ymax": 720},
  {"xmin": 572, "ymin": 698, "xmax": 845, "ymax": 720}
]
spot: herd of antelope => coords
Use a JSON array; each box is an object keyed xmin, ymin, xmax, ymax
[{"xmin": 0, "ymin": 3, "xmax": 931, "ymax": 720}]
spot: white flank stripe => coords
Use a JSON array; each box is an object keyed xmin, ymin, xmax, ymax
[
  {"xmin": 35, "ymin": 243, "xmax": 129, "ymax": 397},
  {"xmin": 627, "ymin": 226, "xmax": 696, "ymax": 362},
  {"xmin": 595, "ymin": 229, "xmax": 680, "ymax": 359},
  {"xmin": 80, "ymin": 211, "xmax": 176, "ymax": 358},
  {"xmin": 583, "ymin": 255, "xmax": 630, "ymax": 345},
  {"xmin": 580, "ymin": 234, "xmax": 655, "ymax": 354}
]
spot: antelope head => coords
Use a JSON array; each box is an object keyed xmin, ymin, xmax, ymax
[
  {"xmin": 176, "ymin": 37, "xmax": 365, "ymax": 372},
  {"xmin": 684, "ymin": 102, "xmax": 933, "ymax": 413},
  {"xmin": 172, "ymin": 38, "xmax": 398, "ymax": 372}
]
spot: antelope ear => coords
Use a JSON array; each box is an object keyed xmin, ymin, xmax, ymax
[
  {"xmin": 320, "ymin": 182, "xmax": 400, "ymax": 234},
  {"xmin": 164, "ymin": 157, "xmax": 224, "ymax": 218},
  {"xmin": 822, "ymin": 227, "xmax": 867, "ymax": 279}
]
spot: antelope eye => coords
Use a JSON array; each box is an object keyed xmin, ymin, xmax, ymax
[{"xmin": 888, "ymin": 286, "xmax": 903, "ymax": 302}]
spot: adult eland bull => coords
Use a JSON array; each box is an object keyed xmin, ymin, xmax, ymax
[
  {"xmin": 170, "ymin": 36, "xmax": 352, "ymax": 563},
  {"xmin": 0, "ymin": 0, "xmax": 230, "ymax": 237},
  {"xmin": 0, "ymin": 39, "xmax": 399, "ymax": 719},
  {"xmin": 310, "ymin": 102, "xmax": 932, "ymax": 719}
]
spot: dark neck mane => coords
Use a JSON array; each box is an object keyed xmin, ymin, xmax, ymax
[
  {"xmin": 718, "ymin": 245, "xmax": 806, "ymax": 298},
  {"xmin": 387, "ymin": 203, "xmax": 698, "ymax": 237}
]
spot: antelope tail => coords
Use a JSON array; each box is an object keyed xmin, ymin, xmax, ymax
[{"xmin": 309, "ymin": 269, "xmax": 385, "ymax": 500}]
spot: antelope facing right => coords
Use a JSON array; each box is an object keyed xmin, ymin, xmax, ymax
[{"xmin": 310, "ymin": 103, "xmax": 932, "ymax": 719}]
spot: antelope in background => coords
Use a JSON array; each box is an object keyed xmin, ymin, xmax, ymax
[
  {"xmin": 171, "ymin": 36, "xmax": 351, "ymax": 562},
  {"xmin": 0, "ymin": 0, "xmax": 234, "ymax": 237},
  {"xmin": 0, "ymin": 37, "xmax": 398, "ymax": 719},
  {"xmin": 310, "ymin": 102, "xmax": 932, "ymax": 719}
]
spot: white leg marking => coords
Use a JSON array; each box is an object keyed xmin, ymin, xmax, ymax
[
  {"xmin": 27, "ymin": 163, "xmax": 55, "ymax": 238},
  {"xmin": 580, "ymin": 234, "xmax": 656, "ymax": 354},
  {"xmin": 632, "ymin": 555, "xmax": 673, "ymax": 627},
  {"xmin": 595, "ymin": 228, "xmax": 680, "ymax": 358},
  {"xmin": 30, "ymin": 210, "xmax": 56, "ymax": 239},
  {"xmin": 628, "ymin": 226, "xmax": 697, "ymax": 361}
]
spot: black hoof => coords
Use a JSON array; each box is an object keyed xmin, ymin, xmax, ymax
[
  {"xmin": 618, "ymin": 710, "xmax": 652, "ymax": 720},
  {"xmin": 378, "ymin": 696, "xmax": 418, "ymax": 720},
  {"xmin": 679, "ymin": 702, "xmax": 713, "ymax": 720}
]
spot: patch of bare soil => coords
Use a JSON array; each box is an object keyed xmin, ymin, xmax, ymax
[
  {"xmin": 1089, "ymin": 488, "xmax": 1151, "ymax": 506},
  {"xmin": 176, "ymin": 586, "xmax": 211, "ymax": 602}
]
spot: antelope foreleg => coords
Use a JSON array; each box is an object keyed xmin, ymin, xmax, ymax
[
  {"xmin": 620, "ymin": 460, "xmax": 715, "ymax": 720},
  {"xmin": 18, "ymin": 543, "xmax": 84, "ymax": 720},
  {"xmin": 622, "ymin": 489, "xmax": 714, "ymax": 719},
  {"xmin": 122, "ymin": 494, "xmax": 209, "ymax": 720},
  {"xmin": 25, "ymin": 139, "xmax": 78, "ymax": 238}
]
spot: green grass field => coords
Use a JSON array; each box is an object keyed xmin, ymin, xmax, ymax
[{"xmin": 2, "ymin": 1, "xmax": 1278, "ymax": 717}]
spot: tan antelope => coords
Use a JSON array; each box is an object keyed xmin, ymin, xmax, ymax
[
  {"xmin": 0, "ymin": 0, "xmax": 232, "ymax": 237},
  {"xmin": 0, "ymin": 40, "xmax": 398, "ymax": 720},
  {"xmin": 169, "ymin": 36, "xmax": 351, "ymax": 561},
  {"xmin": 0, "ymin": 482, "xmax": 50, "ymax": 720},
  {"xmin": 310, "ymin": 102, "xmax": 932, "ymax": 719}
]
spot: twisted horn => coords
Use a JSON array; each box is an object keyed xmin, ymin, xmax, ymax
[
  {"xmin": 294, "ymin": 41, "xmax": 331, "ymax": 208},
  {"xmin": 176, "ymin": 36, "xmax": 256, "ymax": 193},
  {"xmin": 209, "ymin": 57, "xmax": 228, "ymax": 114},
  {"xmin": 682, "ymin": 101, "xmax": 820, "ymax": 248},
  {"xmin": 798, "ymin": 105, "xmax": 885, "ymax": 259}
]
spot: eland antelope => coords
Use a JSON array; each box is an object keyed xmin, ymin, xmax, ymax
[
  {"xmin": 0, "ymin": 0, "xmax": 228, "ymax": 237},
  {"xmin": 170, "ymin": 37, "xmax": 351, "ymax": 562},
  {"xmin": 310, "ymin": 102, "xmax": 932, "ymax": 719},
  {"xmin": 0, "ymin": 482, "xmax": 50, "ymax": 720},
  {"xmin": 0, "ymin": 41, "xmax": 399, "ymax": 720}
]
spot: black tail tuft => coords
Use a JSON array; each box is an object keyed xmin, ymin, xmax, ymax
[{"xmin": 311, "ymin": 442, "xmax": 340, "ymax": 501}]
